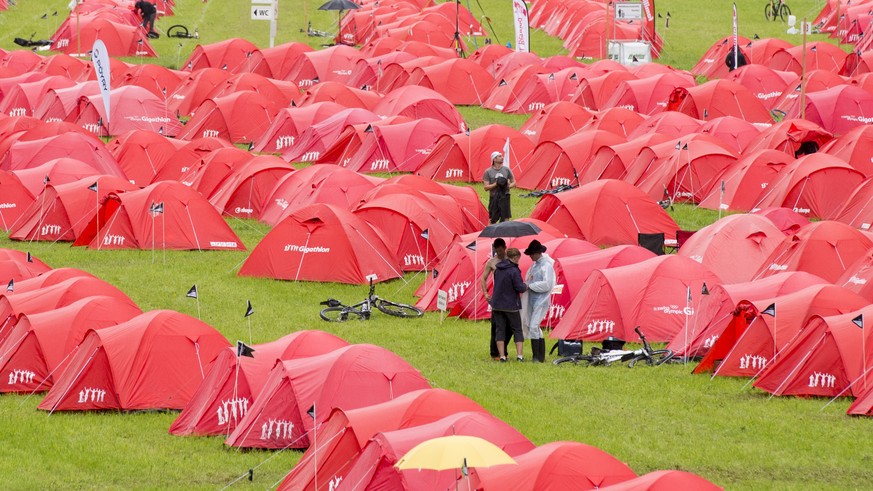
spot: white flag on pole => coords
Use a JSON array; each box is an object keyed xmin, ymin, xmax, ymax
[
  {"xmin": 512, "ymin": 0, "xmax": 530, "ymax": 52},
  {"xmin": 91, "ymin": 39, "xmax": 112, "ymax": 128}
]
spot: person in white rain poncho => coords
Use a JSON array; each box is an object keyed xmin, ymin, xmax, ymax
[{"xmin": 522, "ymin": 240, "xmax": 555, "ymax": 363}]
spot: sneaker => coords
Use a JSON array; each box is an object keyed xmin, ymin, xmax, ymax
[
  {"xmin": 499, "ymin": 357, "xmax": 507, "ymax": 363},
  {"xmin": 516, "ymin": 356, "xmax": 524, "ymax": 362}
]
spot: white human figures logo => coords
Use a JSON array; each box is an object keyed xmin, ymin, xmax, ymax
[
  {"xmin": 327, "ymin": 476, "xmax": 343, "ymax": 491},
  {"xmin": 7, "ymin": 369, "xmax": 36, "ymax": 385},
  {"xmin": 447, "ymin": 281, "xmax": 471, "ymax": 302},
  {"xmin": 403, "ymin": 254, "xmax": 424, "ymax": 267},
  {"xmin": 274, "ymin": 135, "xmax": 294, "ymax": 150},
  {"xmin": 738, "ymin": 354, "xmax": 768, "ymax": 371},
  {"xmin": 41, "ymin": 224, "xmax": 62, "ymax": 236},
  {"xmin": 260, "ymin": 419, "xmax": 295, "ymax": 441},
  {"xmin": 586, "ymin": 319, "xmax": 615, "ymax": 335},
  {"xmin": 216, "ymin": 397, "xmax": 250, "ymax": 426},
  {"xmin": 548, "ymin": 304, "xmax": 565, "ymax": 320},
  {"xmin": 78, "ymin": 387, "xmax": 107, "ymax": 404},
  {"xmin": 703, "ymin": 334, "xmax": 719, "ymax": 349},
  {"xmin": 808, "ymin": 371, "xmax": 837, "ymax": 389}
]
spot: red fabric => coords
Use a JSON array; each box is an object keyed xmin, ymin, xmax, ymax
[
  {"xmin": 520, "ymin": 101, "xmax": 593, "ymax": 144},
  {"xmin": 0, "ymin": 132, "xmax": 124, "ymax": 179},
  {"xmin": 179, "ymin": 90, "xmax": 283, "ymax": 144},
  {"xmin": 697, "ymin": 150, "xmax": 793, "ymax": 212},
  {"xmin": 0, "ymin": 170, "xmax": 34, "ymax": 231},
  {"xmin": 106, "ymin": 130, "xmax": 187, "ymax": 187},
  {"xmin": 596, "ymin": 470, "xmax": 722, "ymax": 490},
  {"xmin": 74, "ymin": 86, "xmax": 183, "ymax": 138},
  {"xmin": 516, "ymin": 130, "xmax": 625, "ymax": 190},
  {"xmin": 415, "ymin": 124, "xmax": 534, "ymax": 183},
  {"xmin": 183, "ymin": 38, "xmax": 260, "ymax": 73},
  {"xmin": 207, "ymin": 156, "xmax": 294, "ymax": 219},
  {"xmin": 0, "ymin": 75, "xmax": 76, "ymax": 118}
]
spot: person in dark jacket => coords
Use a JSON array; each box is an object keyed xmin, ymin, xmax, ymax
[
  {"xmin": 134, "ymin": 1, "xmax": 157, "ymax": 34},
  {"xmin": 725, "ymin": 45, "xmax": 748, "ymax": 71},
  {"xmin": 490, "ymin": 247, "xmax": 527, "ymax": 361}
]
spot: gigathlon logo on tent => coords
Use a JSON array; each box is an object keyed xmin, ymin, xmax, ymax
[
  {"xmin": 78, "ymin": 387, "xmax": 107, "ymax": 404},
  {"xmin": 216, "ymin": 397, "xmax": 250, "ymax": 426},
  {"xmin": 0, "ymin": 203, "xmax": 16, "ymax": 210},
  {"xmin": 738, "ymin": 354, "xmax": 768, "ymax": 371},
  {"xmin": 7, "ymin": 369, "xmax": 36, "ymax": 385},
  {"xmin": 586, "ymin": 319, "xmax": 615, "ymax": 335},
  {"xmin": 283, "ymin": 244, "xmax": 330, "ymax": 253},
  {"xmin": 808, "ymin": 372, "xmax": 836, "ymax": 388},
  {"xmin": 260, "ymin": 419, "xmax": 294, "ymax": 441},
  {"xmin": 847, "ymin": 275, "xmax": 868, "ymax": 285}
]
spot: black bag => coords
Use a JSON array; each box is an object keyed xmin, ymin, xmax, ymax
[{"xmin": 550, "ymin": 339, "xmax": 582, "ymax": 357}]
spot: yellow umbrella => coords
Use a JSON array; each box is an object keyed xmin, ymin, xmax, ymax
[{"xmin": 395, "ymin": 435, "xmax": 517, "ymax": 471}]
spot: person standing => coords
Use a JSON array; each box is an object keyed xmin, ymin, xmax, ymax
[
  {"xmin": 491, "ymin": 247, "xmax": 526, "ymax": 362},
  {"xmin": 134, "ymin": 1, "xmax": 157, "ymax": 34},
  {"xmin": 522, "ymin": 240, "xmax": 556, "ymax": 363},
  {"xmin": 483, "ymin": 151, "xmax": 515, "ymax": 224},
  {"xmin": 481, "ymin": 238, "xmax": 508, "ymax": 360}
]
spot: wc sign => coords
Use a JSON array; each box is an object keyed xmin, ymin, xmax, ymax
[{"xmin": 251, "ymin": 2, "xmax": 277, "ymax": 20}]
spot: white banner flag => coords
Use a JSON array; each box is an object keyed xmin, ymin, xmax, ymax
[
  {"xmin": 91, "ymin": 39, "xmax": 111, "ymax": 127},
  {"xmin": 732, "ymin": 3, "xmax": 739, "ymax": 68},
  {"xmin": 512, "ymin": 0, "xmax": 530, "ymax": 52}
]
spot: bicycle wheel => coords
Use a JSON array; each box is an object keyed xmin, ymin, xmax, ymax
[
  {"xmin": 166, "ymin": 24, "xmax": 189, "ymax": 38},
  {"xmin": 779, "ymin": 4, "xmax": 791, "ymax": 22},
  {"xmin": 764, "ymin": 4, "xmax": 774, "ymax": 21},
  {"xmin": 320, "ymin": 307, "xmax": 366, "ymax": 322},
  {"xmin": 628, "ymin": 349, "xmax": 674, "ymax": 367},
  {"xmin": 375, "ymin": 300, "xmax": 423, "ymax": 318},
  {"xmin": 553, "ymin": 355, "xmax": 593, "ymax": 366}
]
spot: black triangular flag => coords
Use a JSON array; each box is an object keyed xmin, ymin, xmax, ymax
[
  {"xmin": 43, "ymin": 175, "xmax": 50, "ymax": 185},
  {"xmin": 26, "ymin": 252, "xmax": 32, "ymax": 263},
  {"xmin": 236, "ymin": 340, "xmax": 255, "ymax": 358},
  {"xmin": 432, "ymin": 268, "xmax": 439, "ymax": 279},
  {"xmin": 87, "ymin": 182, "xmax": 98, "ymax": 192},
  {"xmin": 6, "ymin": 279, "xmax": 13, "ymax": 292},
  {"xmin": 852, "ymin": 314, "xmax": 864, "ymax": 329},
  {"xmin": 465, "ymin": 241, "xmax": 477, "ymax": 251},
  {"xmin": 307, "ymin": 404, "xmax": 316, "ymax": 419},
  {"xmin": 244, "ymin": 300, "xmax": 254, "ymax": 317},
  {"xmin": 149, "ymin": 202, "xmax": 164, "ymax": 215},
  {"xmin": 701, "ymin": 282, "xmax": 710, "ymax": 295},
  {"xmin": 186, "ymin": 285, "xmax": 198, "ymax": 299},
  {"xmin": 420, "ymin": 229, "xmax": 429, "ymax": 241},
  {"xmin": 761, "ymin": 303, "xmax": 776, "ymax": 317}
]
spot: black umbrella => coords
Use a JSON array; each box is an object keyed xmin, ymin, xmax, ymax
[
  {"xmin": 478, "ymin": 220, "xmax": 542, "ymax": 238},
  {"xmin": 317, "ymin": 0, "xmax": 360, "ymax": 44}
]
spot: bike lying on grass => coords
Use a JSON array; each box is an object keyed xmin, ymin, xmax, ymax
[
  {"xmin": 553, "ymin": 327, "xmax": 674, "ymax": 367},
  {"xmin": 319, "ymin": 277, "xmax": 423, "ymax": 322}
]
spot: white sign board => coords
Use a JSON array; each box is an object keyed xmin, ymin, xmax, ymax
[
  {"xmin": 615, "ymin": 3, "xmax": 643, "ymax": 20},
  {"xmin": 551, "ymin": 284, "xmax": 564, "ymax": 295},
  {"xmin": 251, "ymin": 6, "xmax": 276, "ymax": 20},
  {"xmin": 437, "ymin": 290, "xmax": 448, "ymax": 312}
]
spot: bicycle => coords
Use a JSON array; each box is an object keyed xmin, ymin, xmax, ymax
[
  {"xmin": 553, "ymin": 326, "xmax": 674, "ymax": 367},
  {"xmin": 166, "ymin": 25, "xmax": 199, "ymax": 39},
  {"xmin": 764, "ymin": 0, "xmax": 791, "ymax": 22},
  {"xmin": 319, "ymin": 277, "xmax": 424, "ymax": 322}
]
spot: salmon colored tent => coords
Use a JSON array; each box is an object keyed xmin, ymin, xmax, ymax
[
  {"xmin": 691, "ymin": 36, "xmax": 752, "ymax": 79},
  {"xmin": 208, "ymin": 72, "xmax": 300, "ymax": 108},
  {"xmin": 298, "ymin": 82, "xmax": 382, "ymax": 110},
  {"xmin": 106, "ymin": 129, "xmax": 187, "ymax": 187},
  {"xmin": 572, "ymin": 71, "xmax": 638, "ymax": 111},
  {"xmin": 183, "ymin": 38, "xmax": 260, "ymax": 73},
  {"xmin": 481, "ymin": 65, "xmax": 548, "ymax": 112},
  {"xmin": 38, "ymin": 310, "xmax": 230, "ymax": 412},
  {"xmin": 0, "ymin": 132, "xmax": 125, "ymax": 179},
  {"xmin": 515, "ymin": 129, "xmax": 625, "ymax": 190},
  {"xmin": 282, "ymin": 107, "xmax": 380, "ymax": 164},
  {"xmin": 767, "ymin": 42, "xmax": 849, "ymax": 74},
  {"xmin": 0, "ymin": 75, "xmax": 76, "ymax": 118},
  {"xmin": 74, "ymin": 85, "xmax": 183, "ymax": 138},
  {"xmin": 0, "ymin": 257, "xmax": 49, "ymax": 285},
  {"xmin": 407, "ymin": 58, "xmax": 496, "ymax": 105},
  {"xmin": 580, "ymin": 134, "xmax": 672, "ymax": 185},
  {"xmin": 754, "ymin": 305, "xmax": 873, "ymax": 398},
  {"xmin": 166, "ymin": 68, "xmax": 231, "ymax": 117},
  {"xmin": 283, "ymin": 44, "xmax": 365, "ymax": 87},
  {"xmin": 33, "ymin": 81, "xmax": 100, "ymax": 123},
  {"xmin": 470, "ymin": 441, "xmax": 638, "ymax": 491},
  {"xmin": 529, "ymin": 180, "xmax": 679, "ymax": 246},
  {"xmin": 820, "ymin": 124, "xmax": 873, "ymax": 176},
  {"xmin": 276, "ymin": 388, "xmax": 488, "ymax": 491},
  {"xmin": 240, "ymin": 203, "xmax": 401, "ymax": 284},
  {"xmin": 1, "ymin": 267, "xmax": 91, "ymax": 295},
  {"xmin": 118, "ymin": 63, "xmax": 185, "ymax": 99},
  {"xmin": 224, "ymin": 344, "xmax": 431, "ymax": 449},
  {"xmin": 414, "ymin": 124, "xmax": 533, "ymax": 183},
  {"xmin": 72, "ymin": 181, "xmax": 246, "ymax": 251},
  {"xmin": 51, "ymin": 18, "xmax": 157, "ymax": 57},
  {"xmin": 667, "ymin": 79, "xmax": 773, "ymax": 125},
  {"xmin": 697, "ymin": 150, "xmax": 793, "ymax": 212},
  {"xmin": 150, "ymin": 136, "xmax": 234, "ymax": 184},
  {"xmin": 784, "ymin": 84, "xmax": 873, "ymax": 136},
  {"xmin": 334, "ymin": 412, "xmax": 534, "ymax": 491},
  {"xmin": 518, "ymin": 101, "xmax": 593, "ymax": 144},
  {"xmin": 169, "ymin": 331, "xmax": 349, "ymax": 436},
  {"xmin": 697, "ymin": 115, "xmax": 762, "ymax": 154},
  {"xmin": 179, "ymin": 91, "xmax": 283, "ymax": 144},
  {"xmin": 373, "ymin": 85, "xmax": 465, "ymax": 132},
  {"xmin": 833, "ymin": 177, "xmax": 873, "ymax": 230},
  {"xmin": 677, "ymin": 214, "xmax": 785, "ymax": 284},
  {"xmin": 743, "ymin": 119, "xmax": 833, "ymax": 156},
  {"xmin": 0, "ymin": 170, "xmax": 34, "ymax": 231},
  {"xmin": 770, "ymin": 69, "xmax": 847, "ymax": 115},
  {"xmin": 252, "ymin": 41, "xmax": 314, "ymax": 80},
  {"xmin": 751, "ymin": 207, "xmax": 810, "ymax": 235},
  {"xmin": 551, "ymin": 255, "xmax": 722, "ymax": 342},
  {"xmin": 626, "ymin": 111, "xmax": 702, "ymax": 140},
  {"xmin": 838, "ymin": 248, "xmax": 873, "ymax": 302},
  {"xmin": 694, "ymin": 284, "xmax": 868, "ymax": 377},
  {"xmin": 207, "ymin": 156, "xmax": 295, "ymax": 219},
  {"xmin": 667, "ymin": 271, "xmax": 828, "ymax": 360},
  {"xmin": 253, "ymin": 102, "xmax": 346, "ymax": 154},
  {"xmin": 725, "ymin": 64, "xmax": 796, "ymax": 110},
  {"xmin": 0, "ymin": 296, "xmax": 142, "ymax": 394}
]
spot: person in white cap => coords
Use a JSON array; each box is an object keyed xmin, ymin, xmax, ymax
[{"xmin": 482, "ymin": 151, "xmax": 515, "ymax": 224}]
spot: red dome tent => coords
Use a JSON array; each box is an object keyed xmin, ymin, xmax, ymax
[
  {"xmin": 848, "ymin": 378, "xmax": 873, "ymax": 416},
  {"xmin": 626, "ymin": 112, "xmax": 702, "ymax": 140},
  {"xmin": 253, "ymin": 101, "xmax": 346, "ymax": 154},
  {"xmin": 838, "ymin": 248, "xmax": 873, "ymax": 302},
  {"xmin": 515, "ymin": 130, "xmax": 625, "ymax": 190},
  {"xmin": 407, "ymin": 58, "xmax": 495, "ymax": 105},
  {"xmin": 529, "ymin": 180, "xmax": 679, "ymax": 246},
  {"xmin": 820, "ymin": 124, "xmax": 873, "ymax": 176},
  {"xmin": 742, "ymin": 119, "xmax": 833, "ymax": 156},
  {"xmin": 784, "ymin": 84, "xmax": 873, "ymax": 136},
  {"xmin": 277, "ymin": 388, "xmax": 488, "ymax": 491},
  {"xmin": 0, "ymin": 296, "xmax": 142, "ymax": 394},
  {"xmin": 596, "ymin": 470, "xmax": 722, "ymax": 491},
  {"xmin": 551, "ymin": 255, "xmax": 722, "ymax": 342},
  {"xmin": 692, "ymin": 36, "xmax": 752, "ymax": 79},
  {"xmin": 0, "ymin": 170, "xmax": 34, "ymax": 231},
  {"xmin": 667, "ymin": 271, "xmax": 828, "ymax": 360},
  {"xmin": 414, "ymin": 124, "xmax": 534, "ymax": 182},
  {"xmin": 118, "ymin": 64, "xmax": 185, "ymax": 99},
  {"xmin": 373, "ymin": 85, "xmax": 465, "ymax": 132},
  {"xmin": 697, "ymin": 116, "xmax": 762, "ymax": 154},
  {"xmin": 51, "ymin": 18, "xmax": 157, "ymax": 58},
  {"xmin": 725, "ymin": 64, "xmax": 796, "ymax": 110},
  {"xmin": 769, "ymin": 69, "xmax": 847, "ymax": 115},
  {"xmin": 767, "ymin": 42, "xmax": 849, "ymax": 74},
  {"xmin": 166, "ymin": 67, "xmax": 232, "ymax": 117},
  {"xmin": 0, "ymin": 75, "xmax": 76, "ymax": 118},
  {"xmin": 224, "ymin": 344, "xmax": 431, "ymax": 449},
  {"xmin": 183, "ymin": 38, "xmax": 260, "ymax": 73},
  {"xmin": 694, "ymin": 284, "xmax": 867, "ymax": 377},
  {"xmin": 334, "ymin": 412, "xmax": 534, "ymax": 491},
  {"xmin": 281, "ymin": 107, "xmax": 380, "ymax": 164},
  {"xmin": 33, "ymin": 81, "xmax": 100, "ymax": 123},
  {"xmin": 206, "ymin": 156, "xmax": 294, "ymax": 219},
  {"xmin": 282, "ymin": 44, "xmax": 365, "ymax": 87},
  {"xmin": 72, "ymin": 181, "xmax": 246, "ymax": 251},
  {"xmin": 751, "ymin": 207, "xmax": 810, "ymax": 234},
  {"xmin": 9, "ymin": 176, "xmax": 137, "ymax": 242},
  {"xmin": 74, "ymin": 85, "xmax": 183, "ymax": 138},
  {"xmin": 697, "ymin": 150, "xmax": 793, "ymax": 212},
  {"xmin": 677, "ymin": 214, "xmax": 785, "ymax": 284},
  {"xmin": 754, "ymin": 304, "xmax": 873, "ymax": 398},
  {"xmin": 518, "ymin": 101, "xmax": 593, "ymax": 144},
  {"xmin": 580, "ymin": 134, "xmax": 672, "ymax": 185},
  {"xmin": 470, "ymin": 441, "xmax": 638, "ymax": 491},
  {"xmin": 667, "ymin": 79, "xmax": 773, "ymax": 125},
  {"xmin": 0, "ymin": 132, "xmax": 124, "ymax": 179},
  {"xmin": 169, "ymin": 331, "xmax": 349, "ymax": 437},
  {"xmin": 179, "ymin": 91, "xmax": 282, "ymax": 144},
  {"xmin": 182, "ymin": 147, "xmax": 256, "ymax": 196},
  {"xmin": 240, "ymin": 203, "xmax": 401, "ymax": 284},
  {"xmin": 207, "ymin": 72, "xmax": 300, "ymax": 108},
  {"xmin": 256, "ymin": 41, "xmax": 314, "ymax": 80},
  {"xmin": 754, "ymin": 221, "xmax": 873, "ymax": 282},
  {"xmin": 106, "ymin": 129, "xmax": 187, "ymax": 187},
  {"xmin": 38, "ymin": 310, "xmax": 230, "ymax": 412},
  {"xmin": 297, "ymin": 82, "xmax": 382, "ymax": 110},
  {"xmin": 150, "ymin": 136, "xmax": 234, "ymax": 184},
  {"xmin": 572, "ymin": 70, "xmax": 638, "ymax": 111}
]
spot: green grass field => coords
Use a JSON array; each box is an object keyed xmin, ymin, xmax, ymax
[{"xmin": 1, "ymin": 0, "xmax": 872, "ymax": 489}]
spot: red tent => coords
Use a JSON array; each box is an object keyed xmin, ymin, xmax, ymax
[
  {"xmin": 754, "ymin": 305, "xmax": 873, "ymax": 398},
  {"xmin": 334, "ymin": 412, "xmax": 534, "ymax": 490},
  {"xmin": 224, "ymin": 344, "xmax": 431, "ymax": 449},
  {"xmin": 297, "ymin": 82, "xmax": 382, "ymax": 110},
  {"xmin": 282, "ymin": 45, "xmax": 365, "ymax": 87},
  {"xmin": 725, "ymin": 64, "xmax": 796, "ymax": 110},
  {"xmin": 51, "ymin": 18, "xmax": 157, "ymax": 57},
  {"xmin": 407, "ymin": 58, "xmax": 495, "ymax": 105},
  {"xmin": 529, "ymin": 180, "xmax": 679, "ymax": 246},
  {"xmin": 0, "ymin": 75, "xmax": 76, "ymax": 118},
  {"xmin": 72, "ymin": 181, "xmax": 246, "ymax": 251},
  {"xmin": 580, "ymin": 107, "xmax": 646, "ymax": 138},
  {"xmin": 0, "ymin": 170, "xmax": 34, "ymax": 231},
  {"xmin": 258, "ymin": 165, "xmax": 383, "ymax": 226},
  {"xmin": 167, "ymin": 67, "xmax": 232, "ymax": 117},
  {"xmin": 180, "ymin": 147, "xmax": 258, "ymax": 196},
  {"xmin": 74, "ymin": 85, "xmax": 183, "ymax": 138},
  {"xmin": 106, "ymin": 129, "xmax": 187, "ymax": 187},
  {"xmin": 596, "ymin": 470, "xmax": 722, "ymax": 491},
  {"xmin": 471, "ymin": 441, "xmax": 637, "ymax": 490},
  {"xmin": 414, "ymin": 124, "xmax": 533, "ymax": 183},
  {"xmin": 9, "ymin": 176, "xmax": 137, "ymax": 242},
  {"xmin": 751, "ymin": 207, "xmax": 810, "ymax": 235},
  {"xmin": 33, "ymin": 81, "xmax": 100, "ymax": 123},
  {"xmin": 838, "ymin": 248, "xmax": 873, "ymax": 301},
  {"xmin": 183, "ymin": 38, "xmax": 261, "ymax": 73},
  {"xmin": 767, "ymin": 42, "xmax": 849, "ymax": 74},
  {"xmin": 820, "ymin": 124, "xmax": 873, "ymax": 176},
  {"xmin": 697, "ymin": 150, "xmax": 793, "ymax": 212},
  {"xmin": 833, "ymin": 177, "xmax": 873, "ymax": 229},
  {"xmin": 677, "ymin": 214, "xmax": 785, "ymax": 284},
  {"xmin": 551, "ymin": 255, "xmax": 722, "ymax": 342},
  {"xmin": 0, "ymin": 258, "xmax": 49, "ymax": 285},
  {"xmin": 785, "ymin": 84, "xmax": 873, "ymax": 136},
  {"xmin": 518, "ymin": 101, "xmax": 593, "ymax": 144},
  {"xmin": 754, "ymin": 221, "xmax": 873, "ymax": 282},
  {"xmin": 626, "ymin": 111, "xmax": 702, "ymax": 140},
  {"xmin": 0, "ymin": 132, "xmax": 124, "ymax": 179},
  {"xmin": 769, "ymin": 69, "xmax": 847, "ymax": 116},
  {"xmin": 241, "ymin": 203, "xmax": 401, "ymax": 284},
  {"xmin": 516, "ymin": 130, "xmax": 625, "ymax": 190},
  {"xmin": 281, "ymin": 107, "xmax": 380, "ymax": 164},
  {"xmin": 207, "ymin": 156, "xmax": 294, "ymax": 219},
  {"xmin": 695, "ymin": 284, "xmax": 868, "ymax": 377},
  {"xmin": 150, "ymin": 136, "xmax": 234, "ymax": 184},
  {"xmin": 119, "ymin": 63, "xmax": 185, "ymax": 99},
  {"xmin": 169, "ymin": 330, "xmax": 349, "ymax": 436},
  {"xmin": 0, "ymin": 296, "xmax": 141, "ymax": 394},
  {"xmin": 207, "ymin": 72, "xmax": 300, "ymax": 108},
  {"xmin": 848, "ymin": 377, "xmax": 873, "ymax": 416},
  {"xmin": 257, "ymin": 42, "xmax": 314, "ymax": 80},
  {"xmin": 697, "ymin": 116, "xmax": 762, "ymax": 154},
  {"xmin": 277, "ymin": 388, "xmax": 488, "ymax": 491},
  {"xmin": 253, "ymin": 102, "xmax": 346, "ymax": 154},
  {"xmin": 581, "ymin": 134, "xmax": 672, "ymax": 185},
  {"xmin": 667, "ymin": 79, "xmax": 773, "ymax": 125},
  {"xmin": 668, "ymin": 271, "xmax": 828, "ymax": 359},
  {"xmin": 179, "ymin": 91, "xmax": 283, "ymax": 144},
  {"xmin": 691, "ymin": 36, "xmax": 752, "ymax": 79},
  {"xmin": 38, "ymin": 310, "xmax": 230, "ymax": 412},
  {"xmin": 572, "ymin": 71, "xmax": 638, "ymax": 111},
  {"xmin": 1, "ymin": 266, "xmax": 90, "ymax": 294},
  {"xmin": 751, "ymin": 153, "xmax": 865, "ymax": 219},
  {"xmin": 742, "ymin": 119, "xmax": 833, "ymax": 156},
  {"xmin": 374, "ymin": 85, "xmax": 465, "ymax": 132},
  {"xmin": 481, "ymin": 65, "xmax": 549, "ymax": 113}
]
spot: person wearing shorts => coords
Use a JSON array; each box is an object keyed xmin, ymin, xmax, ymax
[
  {"xmin": 482, "ymin": 238, "xmax": 511, "ymax": 359},
  {"xmin": 490, "ymin": 247, "xmax": 526, "ymax": 361}
]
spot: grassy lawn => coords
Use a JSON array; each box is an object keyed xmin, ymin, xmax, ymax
[{"xmin": 1, "ymin": 0, "xmax": 871, "ymax": 490}]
